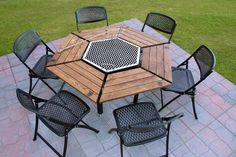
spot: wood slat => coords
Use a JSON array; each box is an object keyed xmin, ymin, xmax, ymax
[
  {"xmin": 149, "ymin": 46, "xmax": 157, "ymax": 73},
  {"xmin": 141, "ymin": 47, "xmax": 150, "ymax": 69},
  {"xmin": 103, "ymin": 75, "xmax": 162, "ymax": 94},
  {"xmin": 59, "ymin": 34, "xmax": 79, "ymax": 50},
  {"xmin": 67, "ymin": 62, "xmax": 103, "ymax": 86},
  {"xmin": 125, "ymin": 26, "xmax": 163, "ymax": 44},
  {"xmin": 74, "ymin": 26, "xmax": 121, "ymax": 40},
  {"xmin": 56, "ymin": 48, "xmax": 72, "ymax": 64},
  {"xmin": 64, "ymin": 42, "xmax": 83, "ymax": 62},
  {"xmin": 105, "ymin": 71, "xmax": 153, "ymax": 87},
  {"xmin": 75, "ymin": 61, "xmax": 105, "ymax": 80},
  {"xmin": 57, "ymin": 64, "xmax": 101, "ymax": 94},
  {"xmin": 47, "ymin": 52, "xmax": 61, "ymax": 66},
  {"xmin": 163, "ymin": 45, "xmax": 172, "ymax": 82},
  {"xmin": 47, "ymin": 66, "xmax": 98, "ymax": 102},
  {"xmin": 100, "ymin": 80, "xmax": 170, "ymax": 102},
  {"xmin": 74, "ymin": 41, "xmax": 89, "ymax": 60},
  {"xmin": 155, "ymin": 45, "xmax": 164, "ymax": 77},
  {"xmin": 120, "ymin": 29, "xmax": 156, "ymax": 46},
  {"xmin": 118, "ymin": 34, "xmax": 146, "ymax": 47},
  {"xmin": 107, "ymin": 68, "xmax": 145, "ymax": 80},
  {"xmin": 122, "ymin": 27, "xmax": 159, "ymax": 45}
]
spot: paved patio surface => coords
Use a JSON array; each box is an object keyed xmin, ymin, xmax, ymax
[{"xmin": 0, "ymin": 19, "xmax": 236, "ymax": 157}]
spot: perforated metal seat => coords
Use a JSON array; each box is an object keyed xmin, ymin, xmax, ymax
[
  {"xmin": 31, "ymin": 55, "xmax": 58, "ymax": 79},
  {"xmin": 164, "ymin": 67, "xmax": 195, "ymax": 93},
  {"xmin": 160, "ymin": 45, "xmax": 216, "ymax": 119},
  {"xmin": 110, "ymin": 102, "xmax": 183, "ymax": 157},
  {"xmin": 38, "ymin": 91, "xmax": 90, "ymax": 136},
  {"xmin": 16, "ymin": 88, "xmax": 99, "ymax": 157},
  {"xmin": 75, "ymin": 6, "xmax": 108, "ymax": 31},
  {"xmin": 114, "ymin": 102, "xmax": 167, "ymax": 146}
]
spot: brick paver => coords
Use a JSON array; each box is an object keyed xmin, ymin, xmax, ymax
[{"xmin": 0, "ymin": 19, "xmax": 235, "ymax": 157}]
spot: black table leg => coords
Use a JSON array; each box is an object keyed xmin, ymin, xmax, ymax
[
  {"xmin": 133, "ymin": 94, "xmax": 139, "ymax": 104},
  {"xmin": 97, "ymin": 103, "xmax": 103, "ymax": 114}
]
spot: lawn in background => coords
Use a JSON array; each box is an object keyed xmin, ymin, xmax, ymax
[{"xmin": 0, "ymin": 0, "xmax": 235, "ymax": 83}]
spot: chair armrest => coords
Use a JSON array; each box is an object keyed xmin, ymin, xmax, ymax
[
  {"xmin": 41, "ymin": 40, "xmax": 55, "ymax": 54},
  {"xmin": 177, "ymin": 61, "xmax": 188, "ymax": 68},
  {"xmin": 162, "ymin": 113, "xmax": 184, "ymax": 124},
  {"xmin": 38, "ymin": 113, "xmax": 75, "ymax": 127},
  {"xmin": 31, "ymin": 95, "xmax": 48, "ymax": 103},
  {"xmin": 46, "ymin": 100, "xmax": 80, "ymax": 119},
  {"xmin": 109, "ymin": 113, "xmax": 184, "ymax": 135}
]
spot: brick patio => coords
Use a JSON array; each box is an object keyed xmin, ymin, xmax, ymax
[{"xmin": 0, "ymin": 19, "xmax": 236, "ymax": 157}]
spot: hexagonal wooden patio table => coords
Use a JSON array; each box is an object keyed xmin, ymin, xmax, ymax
[{"xmin": 47, "ymin": 25, "xmax": 172, "ymax": 114}]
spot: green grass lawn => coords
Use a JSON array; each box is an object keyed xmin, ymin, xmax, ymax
[{"xmin": 0, "ymin": 0, "xmax": 235, "ymax": 83}]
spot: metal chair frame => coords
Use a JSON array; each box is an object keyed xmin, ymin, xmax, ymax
[
  {"xmin": 141, "ymin": 12, "xmax": 176, "ymax": 46},
  {"xmin": 16, "ymin": 88, "xmax": 99, "ymax": 157},
  {"xmin": 75, "ymin": 6, "xmax": 108, "ymax": 32},
  {"xmin": 109, "ymin": 102, "xmax": 183, "ymax": 157},
  {"xmin": 13, "ymin": 30, "xmax": 59, "ymax": 94},
  {"xmin": 159, "ymin": 45, "xmax": 216, "ymax": 119}
]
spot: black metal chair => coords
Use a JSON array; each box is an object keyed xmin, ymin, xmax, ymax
[
  {"xmin": 159, "ymin": 45, "xmax": 216, "ymax": 119},
  {"xmin": 16, "ymin": 88, "xmax": 99, "ymax": 157},
  {"xmin": 109, "ymin": 102, "xmax": 183, "ymax": 157},
  {"xmin": 75, "ymin": 6, "xmax": 108, "ymax": 32},
  {"xmin": 13, "ymin": 30, "xmax": 59, "ymax": 94},
  {"xmin": 142, "ymin": 12, "xmax": 176, "ymax": 46}
]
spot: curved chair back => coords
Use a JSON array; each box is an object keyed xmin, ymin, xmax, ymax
[
  {"xmin": 13, "ymin": 30, "xmax": 41, "ymax": 62},
  {"xmin": 142, "ymin": 12, "xmax": 176, "ymax": 42},
  {"xmin": 16, "ymin": 88, "xmax": 37, "ymax": 112},
  {"xmin": 193, "ymin": 45, "xmax": 216, "ymax": 79},
  {"xmin": 75, "ymin": 6, "xmax": 108, "ymax": 31}
]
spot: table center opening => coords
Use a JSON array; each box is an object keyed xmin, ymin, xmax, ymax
[{"xmin": 83, "ymin": 38, "xmax": 140, "ymax": 73}]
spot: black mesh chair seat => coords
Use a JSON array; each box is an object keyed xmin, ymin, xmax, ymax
[
  {"xmin": 31, "ymin": 55, "xmax": 58, "ymax": 79},
  {"xmin": 113, "ymin": 102, "xmax": 167, "ymax": 146},
  {"xmin": 38, "ymin": 91, "xmax": 90, "ymax": 136},
  {"xmin": 16, "ymin": 89, "xmax": 99, "ymax": 157},
  {"xmin": 163, "ymin": 67, "xmax": 195, "ymax": 93}
]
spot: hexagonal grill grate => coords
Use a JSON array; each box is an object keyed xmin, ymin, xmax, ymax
[{"xmin": 83, "ymin": 38, "xmax": 140, "ymax": 73}]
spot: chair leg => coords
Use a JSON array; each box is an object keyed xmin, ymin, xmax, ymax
[
  {"xmin": 40, "ymin": 79, "xmax": 57, "ymax": 94},
  {"xmin": 29, "ymin": 76, "xmax": 33, "ymax": 94},
  {"xmin": 160, "ymin": 89, "xmax": 164, "ymax": 108},
  {"xmin": 133, "ymin": 94, "xmax": 139, "ymax": 104},
  {"xmin": 59, "ymin": 81, "xmax": 66, "ymax": 91},
  {"xmin": 191, "ymin": 95, "xmax": 198, "ymax": 119},
  {"xmin": 165, "ymin": 124, "xmax": 171, "ymax": 157},
  {"xmin": 79, "ymin": 120, "xmax": 99, "ymax": 133},
  {"xmin": 33, "ymin": 115, "xmax": 39, "ymax": 141},
  {"xmin": 120, "ymin": 141, "xmax": 123, "ymax": 157},
  {"xmin": 62, "ymin": 134, "xmax": 68, "ymax": 157},
  {"xmin": 159, "ymin": 94, "xmax": 182, "ymax": 112}
]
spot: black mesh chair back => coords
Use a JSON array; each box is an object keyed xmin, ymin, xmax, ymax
[
  {"xmin": 75, "ymin": 6, "xmax": 108, "ymax": 31},
  {"xmin": 16, "ymin": 88, "xmax": 99, "ymax": 157},
  {"xmin": 193, "ymin": 45, "xmax": 216, "ymax": 79},
  {"xmin": 142, "ymin": 12, "xmax": 176, "ymax": 43},
  {"xmin": 16, "ymin": 88, "xmax": 37, "ymax": 112},
  {"xmin": 13, "ymin": 30, "xmax": 41, "ymax": 62}
]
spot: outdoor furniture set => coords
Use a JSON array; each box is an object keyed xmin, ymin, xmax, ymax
[{"xmin": 13, "ymin": 6, "xmax": 216, "ymax": 157}]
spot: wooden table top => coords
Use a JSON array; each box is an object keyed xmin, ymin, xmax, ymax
[{"xmin": 47, "ymin": 25, "xmax": 172, "ymax": 104}]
